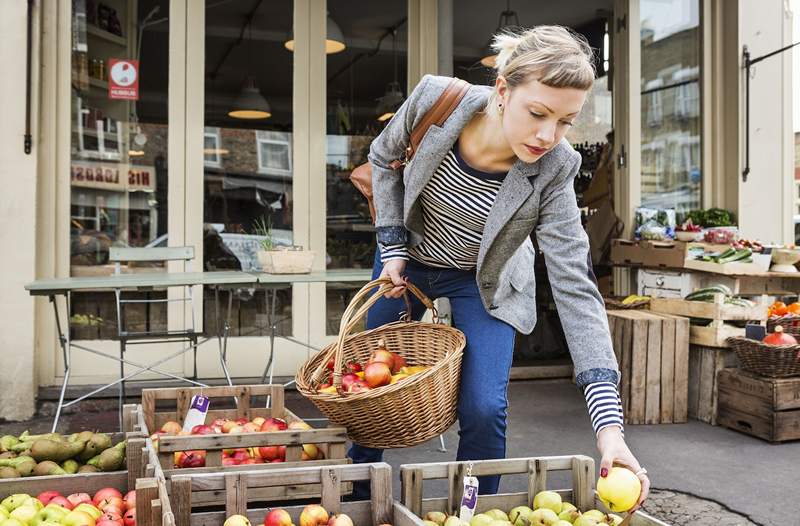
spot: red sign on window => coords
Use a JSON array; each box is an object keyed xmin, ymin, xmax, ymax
[{"xmin": 108, "ymin": 59, "xmax": 139, "ymax": 100}]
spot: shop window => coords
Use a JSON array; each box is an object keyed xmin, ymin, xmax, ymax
[
  {"xmin": 68, "ymin": 0, "xmax": 171, "ymax": 340},
  {"xmin": 204, "ymin": 128, "xmax": 222, "ymax": 167},
  {"xmin": 256, "ymin": 131, "xmax": 292, "ymax": 175}
]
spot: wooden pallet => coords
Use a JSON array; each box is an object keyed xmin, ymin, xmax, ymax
[
  {"xmin": 649, "ymin": 295, "xmax": 767, "ymax": 322},
  {"xmin": 607, "ymin": 310, "xmax": 689, "ymax": 424},
  {"xmin": 717, "ymin": 368, "xmax": 800, "ymax": 442},
  {"xmin": 138, "ymin": 385, "xmax": 350, "ymax": 502},
  {"xmin": 399, "ymin": 457, "xmax": 668, "ymax": 526},
  {"xmin": 168, "ymin": 463, "xmax": 424, "ymax": 526},
  {"xmin": 688, "ymin": 346, "xmax": 739, "ymax": 424}
]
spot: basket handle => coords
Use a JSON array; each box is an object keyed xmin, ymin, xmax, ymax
[{"xmin": 311, "ymin": 278, "xmax": 438, "ymax": 389}]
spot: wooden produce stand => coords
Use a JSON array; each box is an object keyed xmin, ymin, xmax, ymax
[
  {"xmin": 607, "ymin": 310, "xmax": 689, "ymax": 424},
  {"xmin": 399, "ymin": 456, "xmax": 668, "ymax": 526},
  {"xmin": 137, "ymin": 385, "xmax": 350, "ymax": 503},
  {"xmin": 717, "ymin": 368, "xmax": 800, "ymax": 442},
  {"xmin": 167, "ymin": 463, "xmax": 425, "ymax": 526}
]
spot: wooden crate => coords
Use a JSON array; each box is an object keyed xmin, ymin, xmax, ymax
[
  {"xmin": 687, "ymin": 345, "xmax": 739, "ymax": 425},
  {"xmin": 607, "ymin": 310, "xmax": 689, "ymax": 424},
  {"xmin": 138, "ymin": 385, "xmax": 350, "ymax": 502},
  {"xmin": 717, "ymin": 368, "xmax": 800, "ymax": 442},
  {"xmin": 167, "ymin": 463, "xmax": 424, "ymax": 526},
  {"xmin": 399, "ymin": 457, "xmax": 668, "ymax": 526}
]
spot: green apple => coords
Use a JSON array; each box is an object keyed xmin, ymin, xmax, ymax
[
  {"xmin": 423, "ymin": 521, "xmax": 440, "ymax": 526},
  {"xmin": 1, "ymin": 496, "xmax": 31, "ymax": 513},
  {"xmin": 37, "ymin": 522, "xmax": 62, "ymax": 526},
  {"xmin": 559, "ymin": 503, "xmax": 576, "ymax": 514},
  {"xmin": 572, "ymin": 516, "xmax": 599, "ymax": 526},
  {"xmin": 73, "ymin": 505, "xmax": 101, "ymax": 521},
  {"xmin": 0, "ymin": 508, "xmax": 9, "ymax": 520},
  {"xmin": 528, "ymin": 509, "xmax": 558, "ymax": 526},
  {"xmin": 553, "ymin": 522, "xmax": 572, "ymax": 526},
  {"xmin": 557, "ymin": 510, "xmax": 579, "ymax": 523},
  {"xmin": 508, "ymin": 506, "xmax": 533, "ymax": 524},
  {"xmin": 32, "ymin": 506, "xmax": 68, "ymax": 526},
  {"xmin": 61, "ymin": 510, "xmax": 96, "ymax": 526},
  {"xmin": 581, "ymin": 510, "xmax": 605, "ymax": 522},
  {"xmin": 532, "ymin": 492, "xmax": 562, "ymax": 514},
  {"xmin": 488, "ymin": 520, "xmax": 511, "ymax": 526},
  {"xmin": 0, "ymin": 518, "xmax": 27, "ymax": 526},
  {"xmin": 484, "ymin": 510, "xmax": 509, "ymax": 522},
  {"xmin": 9, "ymin": 505, "xmax": 38, "ymax": 525},
  {"xmin": 443, "ymin": 516, "xmax": 469, "ymax": 526},
  {"xmin": 425, "ymin": 512, "xmax": 447, "ymax": 526},
  {"xmin": 469, "ymin": 514, "xmax": 494, "ymax": 526},
  {"xmin": 605, "ymin": 514, "xmax": 623, "ymax": 526},
  {"xmin": 21, "ymin": 501, "xmax": 41, "ymax": 513}
]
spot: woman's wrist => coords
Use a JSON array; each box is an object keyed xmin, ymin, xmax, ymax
[{"xmin": 596, "ymin": 424, "xmax": 624, "ymax": 447}]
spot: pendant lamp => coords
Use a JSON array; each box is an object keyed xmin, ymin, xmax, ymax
[
  {"xmin": 284, "ymin": 12, "xmax": 346, "ymax": 54},
  {"xmin": 376, "ymin": 30, "xmax": 404, "ymax": 121},
  {"xmin": 228, "ymin": 76, "xmax": 272, "ymax": 119},
  {"xmin": 480, "ymin": 0, "xmax": 520, "ymax": 68}
]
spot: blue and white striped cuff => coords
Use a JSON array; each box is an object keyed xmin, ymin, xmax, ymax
[
  {"xmin": 379, "ymin": 243, "xmax": 409, "ymax": 263},
  {"xmin": 583, "ymin": 381, "xmax": 625, "ymax": 436}
]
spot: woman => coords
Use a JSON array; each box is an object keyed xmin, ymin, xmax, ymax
[{"xmin": 352, "ymin": 26, "xmax": 649, "ymax": 511}]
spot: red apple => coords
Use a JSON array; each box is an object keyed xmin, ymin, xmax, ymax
[
  {"xmin": 191, "ymin": 425, "xmax": 215, "ymax": 435},
  {"xmin": 235, "ymin": 417, "xmax": 248, "ymax": 425},
  {"xmin": 102, "ymin": 506, "xmax": 124, "ymax": 518},
  {"xmin": 340, "ymin": 373, "xmax": 359, "ymax": 391},
  {"xmin": 37, "ymin": 491, "xmax": 62, "ymax": 505},
  {"xmin": 299, "ymin": 505, "xmax": 329, "ymax": 526},
  {"xmin": 222, "ymin": 458, "xmax": 237, "ymax": 466},
  {"xmin": 49, "ymin": 496, "xmax": 73, "ymax": 510},
  {"xmin": 179, "ymin": 450, "xmax": 207, "ymax": 468},
  {"xmin": 122, "ymin": 492, "xmax": 135, "ymax": 512},
  {"xmin": 390, "ymin": 353, "xmax": 407, "ymax": 373},
  {"xmin": 259, "ymin": 417, "xmax": 288, "ymax": 432},
  {"xmin": 93, "ymin": 488, "xmax": 123, "ymax": 506},
  {"xmin": 347, "ymin": 379, "xmax": 371, "ymax": 393},
  {"xmin": 97, "ymin": 520, "xmax": 124, "ymax": 526},
  {"xmin": 240, "ymin": 458, "xmax": 257, "ymax": 465},
  {"xmin": 364, "ymin": 362, "xmax": 391, "ymax": 388},
  {"xmin": 97, "ymin": 497, "xmax": 124, "ymax": 511},
  {"xmin": 326, "ymin": 358, "xmax": 335, "ymax": 371},
  {"xmin": 327, "ymin": 514, "xmax": 354, "ymax": 526},
  {"xmin": 100, "ymin": 511, "xmax": 122, "ymax": 522},
  {"xmin": 369, "ymin": 349, "xmax": 395, "ymax": 370},
  {"xmin": 270, "ymin": 459, "xmax": 284, "ymax": 463},
  {"xmin": 264, "ymin": 509, "xmax": 292, "ymax": 526},
  {"xmin": 221, "ymin": 420, "xmax": 240, "ymax": 433},
  {"xmin": 242, "ymin": 422, "xmax": 260, "ymax": 433},
  {"xmin": 67, "ymin": 493, "xmax": 93, "ymax": 508},
  {"xmin": 123, "ymin": 508, "xmax": 136, "ymax": 526},
  {"xmin": 160, "ymin": 421, "xmax": 182, "ymax": 435},
  {"xmin": 257, "ymin": 446, "xmax": 281, "ymax": 461},
  {"xmin": 251, "ymin": 417, "xmax": 266, "ymax": 427},
  {"xmin": 232, "ymin": 449, "xmax": 250, "ymax": 462},
  {"xmin": 346, "ymin": 362, "xmax": 363, "ymax": 373}
]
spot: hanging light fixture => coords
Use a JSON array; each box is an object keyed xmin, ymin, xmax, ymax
[
  {"xmin": 479, "ymin": 0, "xmax": 520, "ymax": 68},
  {"xmin": 229, "ymin": 20, "xmax": 272, "ymax": 119},
  {"xmin": 376, "ymin": 29, "xmax": 404, "ymax": 122},
  {"xmin": 284, "ymin": 12, "xmax": 346, "ymax": 54}
]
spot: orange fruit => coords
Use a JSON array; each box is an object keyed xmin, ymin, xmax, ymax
[
  {"xmin": 787, "ymin": 303, "xmax": 800, "ymax": 316},
  {"xmin": 772, "ymin": 301, "xmax": 788, "ymax": 316}
]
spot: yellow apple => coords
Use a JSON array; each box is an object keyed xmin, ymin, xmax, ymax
[
  {"xmin": 532, "ymin": 491, "xmax": 562, "ymax": 514},
  {"xmin": 223, "ymin": 515, "xmax": 251, "ymax": 526},
  {"xmin": 596, "ymin": 468, "xmax": 641, "ymax": 512}
]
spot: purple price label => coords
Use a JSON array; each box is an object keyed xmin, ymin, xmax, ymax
[
  {"xmin": 462, "ymin": 484, "xmax": 478, "ymax": 509},
  {"xmin": 190, "ymin": 395, "xmax": 209, "ymax": 412}
]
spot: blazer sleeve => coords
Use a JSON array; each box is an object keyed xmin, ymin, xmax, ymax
[
  {"xmin": 369, "ymin": 74, "xmax": 433, "ymax": 246},
  {"xmin": 535, "ymin": 150, "xmax": 621, "ymax": 388}
]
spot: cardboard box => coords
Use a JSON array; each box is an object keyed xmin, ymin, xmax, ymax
[{"xmin": 610, "ymin": 239, "xmax": 646, "ymax": 265}]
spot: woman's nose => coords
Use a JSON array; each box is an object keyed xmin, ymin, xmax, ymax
[{"xmin": 536, "ymin": 123, "xmax": 556, "ymax": 146}]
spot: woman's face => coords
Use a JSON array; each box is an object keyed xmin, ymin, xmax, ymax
[{"xmin": 496, "ymin": 77, "xmax": 588, "ymax": 163}]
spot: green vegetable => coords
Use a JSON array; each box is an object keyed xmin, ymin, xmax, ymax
[
  {"xmin": 685, "ymin": 285, "xmax": 732, "ymax": 301},
  {"xmin": 717, "ymin": 248, "xmax": 752, "ymax": 264}
]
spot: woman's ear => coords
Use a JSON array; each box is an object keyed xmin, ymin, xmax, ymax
[{"xmin": 494, "ymin": 75, "xmax": 509, "ymax": 105}]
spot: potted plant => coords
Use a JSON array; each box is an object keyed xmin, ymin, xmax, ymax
[{"xmin": 252, "ymin": 217, "xmax": 315, "ymax": 274}]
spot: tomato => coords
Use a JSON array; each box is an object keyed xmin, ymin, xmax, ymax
[{"xmin": 771, "ymin": 301, "xmax": 788, "ymax": 316}]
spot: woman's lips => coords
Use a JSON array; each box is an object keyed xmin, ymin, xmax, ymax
[{"xmin": 525, "ymin": 144, "xmax": 548, "ymax": 156}]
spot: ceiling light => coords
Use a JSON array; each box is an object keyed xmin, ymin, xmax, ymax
[
  {"xmin": 228, "ymin": 76, "xmax": 272, "ymax": 119},
  {"xmin": 285, "ymin": 12, "xmax": 346, "ymax": 54},
  {"xmin": 480, "ymin": 0, "xmax": 520, "ymax": 68}
]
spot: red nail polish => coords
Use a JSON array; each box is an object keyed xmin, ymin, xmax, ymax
[{"xmin": 600, "ymin": 468, "xmax": 608, "ymax": 477}]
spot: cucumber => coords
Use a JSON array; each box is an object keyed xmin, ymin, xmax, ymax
[
  {"xmin": 684, "ymin": 284, "xmax": 732, "ymax": 301},
  {"xmin": 717, "ymin": 248, "xmax": 752, "ymax": 264},
  {"xmin": 725, "ymin": 297, "xmax": 755, "ymax": 308}
]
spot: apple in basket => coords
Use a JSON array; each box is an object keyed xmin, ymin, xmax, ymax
[
  {"xmin": 364, "ymin": 362, "xmax": 392, "ymax": 388},
  {"xmin": 370, "ymin": 349, "xmax": 395, "ymax": 370},
  {"xmin": 347, "ymin": 379, "xmax": 371, "ymax": 393},
  {"xmin": 340, "ymin": 373, "xmax": 360, "ymax": 391},
  {"xmin": 390, "ymin": 353, "xmax": 407, "ymax": 373}
]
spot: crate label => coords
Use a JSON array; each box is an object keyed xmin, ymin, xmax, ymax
[
  {"xmin": 182, "ymin": 395, "xmax": 210, "ymax": 432},
  {"xmin": 459, "ymin": 476, "xmax": 479, "ymax": 522}
]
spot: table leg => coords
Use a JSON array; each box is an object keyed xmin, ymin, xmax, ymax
[
  {"xmin": 119, "ymin": 338, "xmax": 126, "ymax": 430},
  {"xmin": 50, "ymin": 293, "xmax": 70, "ymax": 433},
  {"xmin": 260, "ymin": 288, "xmax": 278, "ymax": 385}
]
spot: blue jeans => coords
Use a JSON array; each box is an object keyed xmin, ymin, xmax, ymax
[{"xmin": 348, "ymin": 250, "xmax": 517, "ymax": 496}]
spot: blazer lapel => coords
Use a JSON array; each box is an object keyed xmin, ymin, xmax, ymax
[{"xmin": 477, "ymin": 160, "xmax": 539, "ymax": 269}]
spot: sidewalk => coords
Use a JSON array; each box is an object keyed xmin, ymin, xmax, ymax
[{"xmin": 3, "ymin": 379, "xmax": 796, "ymax": 526}]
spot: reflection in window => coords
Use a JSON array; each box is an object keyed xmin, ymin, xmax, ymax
[{"xmin": 640, "ymin": 0, "xmax": 701, "ymax": 213}]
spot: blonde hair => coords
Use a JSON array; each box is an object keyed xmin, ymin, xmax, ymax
[{"xmin": 487, "ymin": 25, "xmax": 595, "ymax": 113}]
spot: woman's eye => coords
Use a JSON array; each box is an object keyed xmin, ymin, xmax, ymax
[
  {"xmin": 529, "ymin": 112, "xmax": 544, "ymax": 119},
  {"xmin": 560, "ymin": 121, "xmax": 574, "ymax": 127}
]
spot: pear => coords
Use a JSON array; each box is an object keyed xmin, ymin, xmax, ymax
[
  {"xmin": 423, "ymin": 521, "xmax": 440, "ymax": 526},
  {"xmin": 0, "ymin": 436, "xmax": 19, "ymax": 453},
  {"xmin": 582, "ymin": 510, "xmax": 605, "ymax": 522},
  {"xmin": 88, "ymin": 441, "xmax": 126, "ymax": 471},
  {"xmin": 469, "ymin": 514, "xmax": 494, "ymax": 526},
  {"xmin": 1, "ymin": 495, "xmax": 32, "ymax": 513},
  {"xmin": 15, "ymin": 460, "xmax": 36, "ymax": 477},
  {"xmin": 605, "ymin": 514, "xmax": 623, "ymax": 526},
  {"xmin": 444, "ymin": 516, "xmax": 469, "ymax": 526},
  {"xmin": 484, "ymin": 510, "xmax": 509, "ymax": 522},
  {"xmin": 61, "ymin": 459, "xmax": 79, "ymax": 474},
  {"xmin": 508, "ymin": 506, "xmax": 533, "ymax": 524},
  {"xmin": 0, "ymin": 467, "xmax": 19, "ymax": 479},
  {"xmin": 1, "ymin": 519, "xmax": 26, "ymax": 526},
  {"xmin": 0, "ymin": 508, "xmax": 8, "ymax": 520},
  {"xmin": 68, "ymin": 431, "xmax": 94, "ymax": 444},
  {"xmin": 78, "ymin": 434, "xmax": 112, "ymax": 462},
  {"xmin": 553, "ymin": 522, "xmax": 572, "ymax": 526},
  {"xmin": 488, "ymin": 521, "xmax": 511, "ymax": 526},
  {"xmin": 77, "ymin": 464, "xmax": 100, "ymax": 474},
  {"xmin": 572, "ymin": 516, "xmax": 599, "ymax": 526},
  {"xmin": 33, "ymin": 461, "xmax": 66, "ymax": 477}
]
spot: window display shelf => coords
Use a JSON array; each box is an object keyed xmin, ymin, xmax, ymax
[{"xmin": 87, "ymin": 24, "xmax": 127, "ymax": 46}]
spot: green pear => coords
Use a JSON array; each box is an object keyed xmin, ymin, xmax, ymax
[
  {"xmin": 10, "ymin": 505, "xmax": 38, "ymax": 525},
  {"xmin": 0, "ymin": 467, "xmax": 19, "ymax": 479},
  {"xmin": 528, "ymin": 509, "xmax": 558, "ymax": 526},
  {"xmin": 469, "ymin": 514, "xmax": 494, "ymax": 526},
  {"xmin": 425, "ymin": 512, "xmax": 447, "ymax": 526},
  {"xmin": 532, "ymin": 492, "xmax": 562, "ymax": 514},
  {"xmin": 0, "ymin": 496, "xmax": 31, "ymax": 513},
  {"xmin": 508, "ymin": 506, "xmax": 533, "ymax": 524},
  {"xmin": 559, "ymin": 503, "xmax": 576, "ymax": 514},
  {"xmin": 485, "ymin": 510, "xmax": 509, "ymax": 522}
]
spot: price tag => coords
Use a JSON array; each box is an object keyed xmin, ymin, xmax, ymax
[
  {"xmin": 459, "ymin": 462, "xmax": 479, "ymax": 522},
  {"xmin": 182, "ymin": 395, "xmax": 209, "ymax": 433}
]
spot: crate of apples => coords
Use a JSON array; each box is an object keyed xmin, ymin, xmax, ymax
[
  {"xmin": 318, "ymin": 340, "xmax": 431, "ymax": 394},
  {"xmin": 0, "ymin": 487, "xmax": 136, "ymax": 526},
  {"xmin": 223, "ymin": 504, "xmax": 364, "ymax": 526}
]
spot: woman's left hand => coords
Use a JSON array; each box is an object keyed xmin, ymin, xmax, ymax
[{"xmin": 596, "ymin": 426, "xmax": 650, "ymax": 513}]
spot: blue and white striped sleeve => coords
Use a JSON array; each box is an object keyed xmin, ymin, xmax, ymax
[
  {"xmin": 379, "ymin": 243, "xmax": 409, "ymax": 263},
  {"xmin": 583, "ymin": 382, "xmax": 625, "ymax": 435}
]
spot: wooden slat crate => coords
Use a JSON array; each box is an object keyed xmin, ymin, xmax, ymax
[
  {"xmin": 717, "ymin": 368, "xmax": 800, "ymax": 442},
  {"xmin": 168, "ymin": 463, "xmax": 425, "ymax": 526},
  {"xmin": 687, "ymin": 345, "xmax": 739, "ymax": 425},
  {"xmin": 607, "ymin": 310, "xmax": 689, "ymax": 424},
  {"xmin": 399, "ymin": 457, "xmax": 668, "ymax": 526},
  {"xmin": 137, "ymin": 385, "xmax": 350, "ymax": 503}
]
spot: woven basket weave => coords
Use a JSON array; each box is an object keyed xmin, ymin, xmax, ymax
[
  {"xmin": 767, "ymin": 316, "xmax": 800, "ymax": 337},
  {"xmin": 726, "ymin": 336, "xmax": 800, "ymax": 378},
  {"xmin": 296, "ymin": 278, "xmax": 466, "ymax": 449}
]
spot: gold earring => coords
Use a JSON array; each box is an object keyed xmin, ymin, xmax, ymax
[{"xmin": 498, "ymin": 103, "xmax": 504, "ymax": 115}]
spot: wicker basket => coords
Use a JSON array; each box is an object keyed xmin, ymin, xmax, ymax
[
  {"xmin": 726, "ymin": 336, "xmax": 800, "ymax": 377},
  {"xmin": 766, "ymin": 316, "xmax": 800, "ymax": 337},
  {"xmin": 603, "ymin": 296, "xmax": 650, "ymax": 310},
  {"xmin": 296, "ymin": 278, "xmax": 466, "ymax": 449}
]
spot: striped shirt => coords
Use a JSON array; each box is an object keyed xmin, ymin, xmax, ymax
[{"xmin": 378, "ymin": 141, "xmax": 624, "ymax": 436}]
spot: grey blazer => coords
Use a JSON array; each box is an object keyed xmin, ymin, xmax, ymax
[{"xmin": 369, "ymin": 75, "xmax": 619, "ymax": 387}]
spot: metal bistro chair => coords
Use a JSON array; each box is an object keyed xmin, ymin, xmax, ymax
[{"xmin": 110, "ymin": 246, "xmax": 206, "ymax": 424}]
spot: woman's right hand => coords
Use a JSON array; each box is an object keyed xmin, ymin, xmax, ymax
[{"xmin": 379, "ymin": 259, "xmax": 408, "ymax": 299}]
